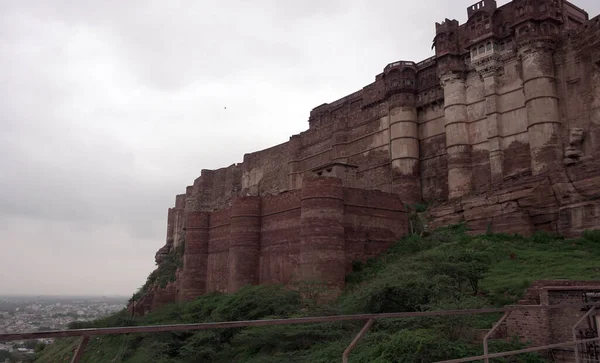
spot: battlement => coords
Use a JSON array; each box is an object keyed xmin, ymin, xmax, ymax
[
  {"xmin": 435, "ymin": 18, "xmax": 460, "ymax": 33},
  {"xmin": 467, "ymin": 0, "xmax": 497, "ymax": 18}
]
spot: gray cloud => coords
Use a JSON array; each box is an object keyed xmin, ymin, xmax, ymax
[{"xmin": 1, "ymin": 0, "xmax": 599, "ymax": 295}]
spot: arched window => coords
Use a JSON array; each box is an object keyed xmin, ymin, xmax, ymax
[
  {"xmin": 486, "ymin": 42, "xmax": 492, "ymax": 51},
  {"xmin": 479, "ymin": 45, "xmax": 485, "ymax": 54}
]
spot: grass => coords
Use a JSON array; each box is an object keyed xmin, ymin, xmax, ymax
[{"xmin": 34, "ymin": 224, "xmax": 600, "ymax": 363}]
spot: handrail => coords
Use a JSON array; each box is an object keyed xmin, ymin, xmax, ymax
[
  {"xmin": 2, "ymin": 301, "xmax": 600, "ymax": 363},
  {"xmin": 0, "ymin": 307, "xmax": 508, "ymax": 341},
  {"xmin": 434, "ymin": 336, "xmax": 600, "ymax": 363},
  {"xmin": 342, "ymin": 318, "xmax": 374, "ymax": 363},
  {"xmin": 483, "ymin": 311, "xmax": 510, "ymax": 363},
  {"xmin": 573, "ymin": 306, "xmax": 596, "ymax": 363}
]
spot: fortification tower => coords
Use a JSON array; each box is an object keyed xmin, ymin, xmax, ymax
[
  {"xmin": 179, "ymin": 211, "xmax": 210, "ymax": 301},
  {"xmin": 465, "ymin": 0, "xmax": 506, "ymax": 182},
  {"xmin": 435, "ymin": 17, "xmax": 472, "ymax": 198},
  {"xmin": 227, "ymin": 196, "xmax": 261, "ymax": 292},
  {"xmin": 384, "ymin": 61, "xmax": 421, "ymax": 203},
  {"xmin": 513, "ymin": 0, "xmax": 565, "ymax": 174},
  {"xmin": 297, "ymin": 177, "xmax": 346, "ymax": 295}
]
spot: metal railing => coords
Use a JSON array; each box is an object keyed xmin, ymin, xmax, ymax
[{"xmin": 1, "ymin": 302, "xmax": 599, "ymax": 363}]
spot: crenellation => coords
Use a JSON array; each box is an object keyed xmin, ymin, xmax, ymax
[{"xmin": 137, "ymin": 0, "xmax": 600, "ymax": 315}]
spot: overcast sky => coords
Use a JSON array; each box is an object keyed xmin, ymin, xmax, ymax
[{"xmin": 1, "ymin": 0, "xmax": 599, "ymax": 297}]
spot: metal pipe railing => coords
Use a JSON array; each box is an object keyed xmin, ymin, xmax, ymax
[
  {"xmin": 573, "ymin": 306, "xmax": 596, "ymax": 363},
  {"xmin": 433, "ymin": 336, "xmax": 600, "ymax": 363},
  {"xmin": 70, "ymin": 336, "xmax": 89, "ymax": 363},
  {"xmin": 342, "ymin": 318, "xmax": 375, "ymax": 363},
  {"xmin": 2, "ymin": 301, "xmax": 599, "ymax": 363},
  {"xmin": 483, "ymin": 311, "xmax": 510, "ymax": 363}
]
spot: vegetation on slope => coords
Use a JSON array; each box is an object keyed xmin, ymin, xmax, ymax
[
  {"xmin": 130, "ymin": 243, "xmax": 185, "ymax": 302},
  {"xmin": 35, "ymin": 225, "xmax": 600, "ymax": 363}
]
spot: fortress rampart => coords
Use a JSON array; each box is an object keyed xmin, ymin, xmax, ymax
[{"xmin": 134, "ymin": 0, "xmax": 600, "ymax": 313}]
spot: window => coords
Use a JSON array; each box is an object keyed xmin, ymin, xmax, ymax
[
  {"xmin": 541, "ymin": 23, "xmax": 549, "ymax": 34},
  {"xmin": 479, "ymin": 45, "xmax": 485, "ymax": 54},
  {"xmin": 486, "ymin": 42, "xmax": 492, "ymax": 51},
  {"xmin": 540, "ymin": 4, "xmax": 546, "ymax": 12}
]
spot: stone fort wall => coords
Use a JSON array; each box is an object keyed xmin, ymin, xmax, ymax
[
  {"xmin": 138, "ymin": 0, "xmax": 600, "ymax": 311},
  {"xmin": 136, "ymin": 178, "xmax": 407, "ymax": 314}
]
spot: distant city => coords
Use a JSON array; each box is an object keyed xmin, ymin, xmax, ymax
[{"xmin": 0, "ymin": 295, "xmax": 127, "ymax": 357}]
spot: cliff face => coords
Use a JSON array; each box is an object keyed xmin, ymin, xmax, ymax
[{"xmin": 132, "ymin": 0, "xmax": 600, "ymax": 314}]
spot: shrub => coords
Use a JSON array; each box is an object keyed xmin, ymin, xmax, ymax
[{"xmin": 583, "ymin": 229, "xmax": 600, "ymax": 243}]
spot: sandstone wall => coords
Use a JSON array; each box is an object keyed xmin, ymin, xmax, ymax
[
  {"xmin": 260, "ymin": 190, "xmax": 302, "ymax": 286},
  {"xmin": 169, "ymin": 177, "xmax": 408, "ymax": 302}
]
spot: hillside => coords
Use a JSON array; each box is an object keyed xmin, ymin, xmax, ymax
[{"xmin": 34, "ymin": 224, "xmax": 600, "ymax": 363}]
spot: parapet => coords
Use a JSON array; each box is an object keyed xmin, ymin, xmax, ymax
[
  {"xmin": 435, "ymin": 18, "xmax": 459, "ymax": 34},
  {"xmin": 466, "ymin": 0, "xmax": 497, "ymax": 19}
]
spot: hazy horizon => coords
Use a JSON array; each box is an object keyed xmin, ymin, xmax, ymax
[{"xmin": 2, "ymin": 0, "xmax": 599, "ymax": 296}]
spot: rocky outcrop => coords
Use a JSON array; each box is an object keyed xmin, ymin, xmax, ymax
[{"xmin": 429, "ymin": 157, "xmax": 600, "ymax": 238}]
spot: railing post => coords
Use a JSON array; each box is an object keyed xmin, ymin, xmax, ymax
[
  {"xmin": 573, "ymin": 306, "xmax": 595, "ymax": 363},
  {"xmin": 70, "ymin": 335, "xmax": 89, "ymax": 363},
  {"xmin": 342, "ymin": 318, "xmax": 375, "ymax": 363},
  {"xmin": 483, "ymin": 312, "xmax": 509, "ymax": 363}
]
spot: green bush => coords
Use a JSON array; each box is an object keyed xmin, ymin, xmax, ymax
[
  {"xmin": 131, "ymin": 243, "xmax": 185, "ymax": 302},
  {"xmin": 583, "ymin": 229, "xmax": 600, "ymax": 243}
]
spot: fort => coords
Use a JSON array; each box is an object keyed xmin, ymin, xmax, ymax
[{"xmin": 131, "ymin": 0, "xmax": 600, "ymax": 317}]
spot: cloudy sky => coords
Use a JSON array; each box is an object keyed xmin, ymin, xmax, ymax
[{"xmin": 1, "ymin": 0, "xmax": 599, "ymax": 296}]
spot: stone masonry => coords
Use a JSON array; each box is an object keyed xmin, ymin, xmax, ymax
[{"xmin": 134, "ymin": 0, "xmax": 600, "ymax": 313}]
